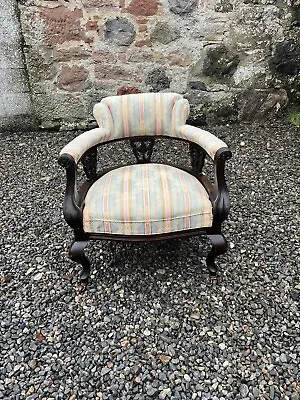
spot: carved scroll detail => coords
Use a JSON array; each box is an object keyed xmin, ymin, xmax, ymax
[
  {"xmin": 189, "ymin": 143, "xmax": 205, "ymax": 174},
  {"xmin": 130, "ymin": 138, "xmax": 155, "ymax": 163},
  {"xmin": 82, "ymin": 147, "xmax": 97, "ymax": 180}
]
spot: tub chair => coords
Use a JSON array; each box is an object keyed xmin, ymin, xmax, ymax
[{"xmin": 58, "ymin": 93, "xmax": 232, "ymax": 283}]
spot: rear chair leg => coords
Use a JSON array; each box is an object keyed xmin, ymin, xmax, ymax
[
  {"xmin": 206, "ymin": 234, "xmax": 227, "ymax": 281},
  {"xmin": 69, "ymin": 240, "xmax": 90, "ymax": 283}
]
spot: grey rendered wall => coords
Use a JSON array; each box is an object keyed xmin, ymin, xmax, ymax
[{"xmin": 0, "ymin": 0, "xmax": 34, "ymax": 132}]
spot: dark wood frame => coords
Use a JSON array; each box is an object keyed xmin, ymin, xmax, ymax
[{"xmin": 58, "ymin": 135, "xmax": 232, "ymax": 283}]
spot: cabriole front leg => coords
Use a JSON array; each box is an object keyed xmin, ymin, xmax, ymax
[
  {"xmin": 206, "ymin": 234, "xmax": 227, "ymax": 280},
  {"xmin": 69, "ymin": 240, "xmax": 90, "ymax": 283}
]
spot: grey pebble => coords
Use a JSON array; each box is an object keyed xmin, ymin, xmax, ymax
[
  {"xmin": 101, "ymin": 367, "xmax": 110, "ymax": 376},
  {"xmin": 279, "ymin": 353, "xmax": 288, "ymax": 363},
  {"xmin": 146, "ymin": 386, "xmax": 158, "ymax": 396},
  {"xmin": 240, "ymin": 384, "xmax": 249, "ymax": 398},
  {"xmin": 291, "ymin": 394, "xmax": 300, "ymax": 400}
]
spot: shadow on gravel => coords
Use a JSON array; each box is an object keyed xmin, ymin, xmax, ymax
[{"xmin": 88, "ymin": 237, "xmax": 210, "ymax": 295}]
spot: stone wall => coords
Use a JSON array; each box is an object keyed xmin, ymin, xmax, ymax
[
  {"xmin": 0, "ymin": 0, "xmax": 34, "ymax": 131},
  {"xmin": 17, "ymin": 0, "xmax": 300, "ymax": 129}
]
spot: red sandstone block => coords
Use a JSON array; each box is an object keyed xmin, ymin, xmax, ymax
[
  {"xmin": 128, "ymin": 51, "xmax": 154, "ymax": 63},
  {"xmin": 135, "ymin": 39, "xmax": 153, "ymax": 48},
  {"xmin": 91, "ymin": 51, "xmax": 117, "ymax": 63},
  {"xmin": 94, "ymin": 64, "xmax": 141, "ymax": 82},
  {"xmin": 53, "ymin": 46, "xmax": 91, "ymax": 62},
  {"xmin": 40, "ymin": 7, "xmax": 84, "ymax": 45},
  {"xmin": 126, "ymin": 0, "xmax": 158, "ymax": 16},
  {"xmin": 136, "ymin": 17, "xmax": 149, "ymax": 24},
  {"xmin": 58, "ymin": 65, "xmax": 89, "ymax": 91},
  {"xmin": 86, "ymin": 19, "xmax": 98, "ymax": 31}
]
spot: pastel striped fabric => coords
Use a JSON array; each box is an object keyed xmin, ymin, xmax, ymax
[
  {"xmin": 60, "ymin": 93, "xmax": 228, "ymax": 165},
  {"xmin": 179, "ymin": 125, "xmax": 227, "ymax": 160},
  {"xmin": 59, "ymin": 128, "xmax": 109, "ymax": 163},
  {"xmin": 93, "ymin": 93, "xmax": 189, "ymax": 140},
  {"xmin": 83, "ymin": 163, "xmax": 213, "ymax": 235},
  {"xmin": 93, "ymin": 93, "xmax": 227, "ymax": 159}
]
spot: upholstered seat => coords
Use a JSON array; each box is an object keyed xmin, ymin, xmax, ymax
[
  {"xmin": 58, "ymin": 92, "xmax": 232, "ymax": 283},
  {"xmin": 83, "ymin": 163, "xmax": 212, "ymax": 235}
]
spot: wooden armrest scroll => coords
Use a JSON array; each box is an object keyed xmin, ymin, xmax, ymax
[
  {"xmin": 58, "ymin": 154, "xmax": 83, "ymax": 229},
  {"xmin": 212, "ymin": 147, "xmax": 232, "ymax": 227}
]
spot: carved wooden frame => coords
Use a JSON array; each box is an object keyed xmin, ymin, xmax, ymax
[{"xmin": 59, "ymin": 135, "xmax": 232, "ymax": 284}]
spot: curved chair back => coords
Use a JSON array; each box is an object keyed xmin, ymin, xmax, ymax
[{"xmin": 93, "ymin": 92, "xmax": 190, "ymax": 139}]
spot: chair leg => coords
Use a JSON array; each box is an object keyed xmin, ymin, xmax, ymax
[
  {"xmin": 69, "ymin": 240, "xmax": 91, "ymax": 283},
  {"xmin": 206, "ymin": 234, "xmax": 227, "ymax": 279}
]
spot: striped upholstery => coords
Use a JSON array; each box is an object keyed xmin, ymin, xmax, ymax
[
  {"xmin": 92, "ymin": 93, "xmax": 227, "ymax": 160},
  {"xmin": 179, "ymin": 125, "xmax": 227, "ymax": 160},
  {"xmin": 93, "ymin": 93, "xmax": 189, "ymax": 139},
  {"xmin": 59, "ymin": 128, "xmax": 108, "ymax": 163},
  {"xmin": 60, "ymin": 93, "xmax": 228, "ymax": 164},
  {"xmin": 83, "ymin": 164, "xmax": 213, "ymax": 235}
]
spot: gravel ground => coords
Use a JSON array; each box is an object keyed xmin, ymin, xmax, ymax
[{"xmin": 0, "ymin": 121, "xmax": 299, "ymax": 400}]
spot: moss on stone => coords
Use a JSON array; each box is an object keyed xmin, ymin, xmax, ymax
[
  {"xmin": 202, "ymin": 44, "xmax": 240, "ymax": 78},
  {"xmin": 287, "ymin": 108, "xmax": 300, "ymax": 127}
]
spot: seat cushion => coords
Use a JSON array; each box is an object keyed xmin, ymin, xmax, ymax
[{"xmin": 83, "ymin": 164, "xmax": 213, "ymax": 235}]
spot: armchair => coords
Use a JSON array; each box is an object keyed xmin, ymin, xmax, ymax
[{"xmin": 58, "ymin": 93, "xmax": 232, "ymax": 283}]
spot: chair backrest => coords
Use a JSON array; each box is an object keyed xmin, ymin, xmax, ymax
[{"xmin": 93, "ymin": 92, "xmax": 190, "ymax": 140}]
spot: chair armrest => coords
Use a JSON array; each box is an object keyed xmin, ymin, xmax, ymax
[
  {"xmin": 179, "ymin": 125, "xmax": 232, "ymax": 225},
  {"xmin": 212, "ymin": 148, "xmax": 232, "ymax": 226},
  {"xmin": 59, "ymin": 127, "xmax": 108, "ymax": 164},
  {"xmin": 179, "ymin": 124, "xmax": 228, "ymax": 160},
  {"xmin": 57, "ymin": 154, "xmax": 82, "ymax": 228},
  {"xmin": 58, "ymin": 128, "xmax": 109, "ymax": 228}
]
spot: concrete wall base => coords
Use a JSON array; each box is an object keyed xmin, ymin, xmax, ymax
[{"xmin": 0, "ymin": 0, "xmax": 35, "ymax": 132}]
